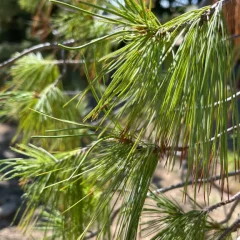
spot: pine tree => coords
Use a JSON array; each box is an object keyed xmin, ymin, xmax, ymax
[{"xmin": 0, "ymin": 0, "xmax": 240, "ymax": 239}]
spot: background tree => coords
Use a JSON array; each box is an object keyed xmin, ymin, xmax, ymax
[{"xmin": 0, "ymin": 0, "xmax": 240, "ymax": 239}]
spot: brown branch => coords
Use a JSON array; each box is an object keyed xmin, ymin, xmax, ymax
[
  {"xmin": 0, "ymin": 39, "xmax": 78, "ymax": 69},
  {"xmin": 0, "ymin": 0, "xmax": 233, "ymax": 72},
  {"xmin": 206, "ymin": 192, "xmax": 240, "ymax": 213},
  {"xmin": 220, "ymin": 199, "xmax": 240, "ymax": 224},
  {"xmin": 218, "ymin": 217, "xmax": 240, "ymax": 240},
  {"xmin": 213, "ymin": 91, "xmax": 240, "ymax": 107},
  {"xmin": 147, "ymin": 170, "xmax": 240, "ymax": 196},
  {"xmin": 210, "ymin": 123, "xmax": 240, "ymax": 142}
]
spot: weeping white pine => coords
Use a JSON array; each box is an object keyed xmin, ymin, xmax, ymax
[{"xmin": 0, "ymin": 0, "xmax": 239, "ymax": 239}]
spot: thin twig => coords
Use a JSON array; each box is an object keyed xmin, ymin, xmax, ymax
[
  {"xmin": 86, "ymin": 231, "xmax": 98, "ymax": 239},
  {"xmin": 210, "ymin": 123, "xmax": 240, "ymax": 142},
  {"xmin": 111, "ymin": 206, "xmax": 121, "ymax": 222},
  {"xmin": 213, "ymin": 91, "xmax": 240, "ymax": 107},
  {"xmin": 218, "ymin": 217, "xmax": 240, "ymax": 240},
  {"xmin": 206, "ymin": 192, "xmax": 240, "ymax": 213},
  {"xmin": 161, "ymin": 121, "xmax": 240, "ymax": 151},
  {"xmin": 0, "ymin": 0, "xmax": 234, "ymax": 71},
  {"xmin": 53, "ymin": 74, "xmax": 64, "ymax": 87},
  {"xmin": 220, "ymin": 199, "xmax": 240, "ymax": 224},
  {"xmin": 147, "ymin": 170, "xmax": 240, "ymax": 196},
  {"xmin": 53, "ymin": 59, "xmax": 85, "ymax": 65},
  {"xmin": 0, "ymin": 39, "xmax": 78, "ymax": 69}
]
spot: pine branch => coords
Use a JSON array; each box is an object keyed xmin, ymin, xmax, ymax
[
  {"xmin": 148, "ymin": 170, "xmax": 240, "ymax": 196},
  {"xmin": 178, "ymin": 90, "xmax": 240, "ymax": 110},
  {"xmin": 0, "ymin": 0, "xmax": 234, "ymax": 71},
  {"xmin": 210, "ymin": 123, "xmax": 240, "ymax": 142},
  {"xmin": 213, "ymin": 91, "xmax": 240, "ymax": 107},
  {"xmin": 218, "ymin": 217, "xmax": 240, "ymax": 240},
  {"xmin": 0, "ymin": 39, "xmax": 78, "ymax": 69},
  {"xmin": 220, "ymin": 199, "xmax": 240, "ymax": 224},
  {"xmin": 1, "ymin": 0, "xmax": 238, "ymax": 238},
  {"xmin": 206, "ymin": 192, "xmax": 240, "ymax": 213}
]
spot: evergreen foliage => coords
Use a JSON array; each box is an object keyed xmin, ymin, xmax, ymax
[
  {"xmin": 0, "ymin": 0, "xmax": 239, "ymax": 239},
  {"xmin": 19, "ymin": 0, "xmax": 44, "ymax": 13},
  {"xmin": 142, "ymin": 194, "xmax": 229, "ymax": 240}
]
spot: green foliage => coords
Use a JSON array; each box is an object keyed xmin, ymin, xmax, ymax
[
  {"xmin": 10, "ymin": 53, "xmax": 60, "ymax": 91},
  {"xmin": 0, "ymin": 87, "xmax": 84, "ymax": 150},
  {"xmin": 142, "ymin": 194, "xmax": 231, "ymax": 240},
  {"xmin": 0, "ymin": 0, "xmax": 239, "ymax": 239},
  {"xmin": 52, "ymin": 9, "xmax": 110, "ymax": 40},
  {"xmin": 80, "ymin": 139, "xmax": 159, "ymax": 239},
  {"xmin": 19, "ymin": 0, "xmax": 46, "ymax": 13},
  {"xmin": 55, "ymin": 0, "xmax": 238, "ymax": 190},
  {"xmin": 143, "ymin": 195, "xmax": 207, "ymax": 239},
  {"xmin": 0, "ymin": 144, "xmax": 100, "ymax": 239},
  {"xmin": 0, "ymin": 53, "xmax": 88, "ymax": 150},
  {"xmin": 0, "ymin": 0, "xmax": 21, "ymax": 18}
]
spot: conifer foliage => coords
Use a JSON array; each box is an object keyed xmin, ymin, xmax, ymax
[{"xmin": 0, "ymin": 0, "xmax": 239, "ymax": 239}]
